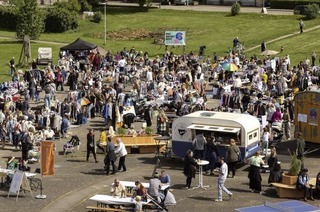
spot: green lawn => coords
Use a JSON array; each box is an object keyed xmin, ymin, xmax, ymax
[{"xmin": 0, "ymin": 8, "xmax": 319, "ymax": 82}]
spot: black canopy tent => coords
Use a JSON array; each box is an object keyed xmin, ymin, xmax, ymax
[{"xmin": 60, "ymin": 38, "xmax": 97, "ymax": 51}]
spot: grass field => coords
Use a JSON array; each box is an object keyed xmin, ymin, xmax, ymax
[{"xmin": 0, "ymin": 7, "xmax": 319, "ymax": 82}]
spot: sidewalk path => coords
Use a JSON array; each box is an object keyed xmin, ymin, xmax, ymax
[{"xmin": 245, "ymin": 25, "xmax": 320, "ymax": 52}]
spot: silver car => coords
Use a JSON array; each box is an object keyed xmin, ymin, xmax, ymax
[{"xmin": 174, "ymin": 0, "xmax": 193, "ymax": 5}]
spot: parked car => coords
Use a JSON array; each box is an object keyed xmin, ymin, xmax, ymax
[
  {"xmin": 161, "ymin": 0, "xmax": 174, "ymax": 5},
  {"xmin": 293, "ymin": 5, "xmax": 307, "ymax": 15},
  {"xmin": 174, "ymin": 0, "xmax": 193, "ymax": 5}
]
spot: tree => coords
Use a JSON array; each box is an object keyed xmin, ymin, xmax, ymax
[
  {"xmin": 305, "ymin": 3, "xmax": 319, "ymax": 20},
  {"xmin": 16, "ymin": 0, "xmax": 45, "ymax": 40}
]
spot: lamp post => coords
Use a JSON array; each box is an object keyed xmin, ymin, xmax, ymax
[{"xmin": 100, "ymin": 1, "xmax": 107, "ymax": 45}]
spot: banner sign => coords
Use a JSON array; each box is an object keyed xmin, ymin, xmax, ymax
[
  {"xmin": 165, "ymin": 31, "xmax": 186, "ymax": 46},
  {"xmin": 41, "ymin": 141, "xmax": 55, "ymax": 176}
]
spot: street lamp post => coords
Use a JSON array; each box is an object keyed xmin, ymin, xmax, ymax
[
  {"xmin": 103, "ymin": 1, "xmax": 107, "ymax": 45},
  {"xmin": 99, "ymin": 1, "xmax": 108, "ymax": 45}
]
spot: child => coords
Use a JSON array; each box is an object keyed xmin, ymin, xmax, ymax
[{"xmin": 134, "ymin": 195, "xmax": 143, "ymax": 212}]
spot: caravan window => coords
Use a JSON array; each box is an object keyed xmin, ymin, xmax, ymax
[
  {"xmin": 188, "ymin": 124, "xmax": 241, "ymax": 146},
  {"xmin": 248, "ymin": 130, "xmax": 259, "ymax": 144},
  {"xmin": 191, "ymin": 131, "xmax": 240, "ymax": 146}
]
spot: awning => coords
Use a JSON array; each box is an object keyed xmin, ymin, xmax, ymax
[{"xmin": 187, "ymin": 124, "xmax": 240, "ymax": 134}]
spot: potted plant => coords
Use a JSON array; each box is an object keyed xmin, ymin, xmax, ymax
[
  {"xmin": 117, "ymin": 127, "xmax": 127, "ymax": 137},
  {"xmin": 145, "ymin": 126, "xmax": 154, "ymax": 136},
  {"xmin": 282, "ymin": 154, "xmax": 301, "ymax": 185}
]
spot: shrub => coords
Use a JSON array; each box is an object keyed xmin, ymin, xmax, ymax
[
  {"xmin": 45, "ymin": 7, "xmax": 78, "ymax": 33},
  {"xmin": 231, "ymin": 2, "xmax": 241, "ymax": 16},
  {"xmin": 270, "ymin": 0, "xmax": 320, "ymax": 9},
  {"xmin": 117, "ymin": 128, "xmax": 127, "ymax": 136},
  {"xmin": 305, "ymin": 3, "xmax": 320, "ymax": 19},
  {"xmin": 288, "ymin": 154, "xmax": 302, "ymax": 176},
  {"xmin": 92, "ymin": 11, "xmax": 102, "ymax": 23},
  {"xmin": 145, "ymin": 126, "xmax": 154, "ymax": 135}
]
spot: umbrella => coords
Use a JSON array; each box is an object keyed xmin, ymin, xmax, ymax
[
  {"xmin": 220, "ymin": 62, "xmax": 239, "ymax": 71},
  {"xmin": 80, "ymin": 97, "xmax": 91, "ymax": 106},
  {"xmin": 260, "ymin": 50, "xmax": 279, "ymax": 56}
]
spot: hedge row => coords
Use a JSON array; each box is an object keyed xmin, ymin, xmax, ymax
[
  {"xmin": 0, "ymin": 7, "xmax": 17, "ymax": 30},
  {"xmin": 0, "ymin": 6, "xmax": 78, "ymax": 33},
  {"xmin": 271, "ymin": 0, "xmax": 320, "ymax": 9}
]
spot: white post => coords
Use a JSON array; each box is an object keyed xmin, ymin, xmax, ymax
[{"xmin": 261, "ymin": 0, "xmax": 267, "ymax": 14}]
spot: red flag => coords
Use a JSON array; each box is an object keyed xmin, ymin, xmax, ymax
[{"xmin": 41, "ymin": 141, "xmax": 55, "ymax": 176}]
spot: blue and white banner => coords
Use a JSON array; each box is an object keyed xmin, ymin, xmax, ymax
[{"xmin": 165, "ymin": 31, "xmax": 186, "ymax": 46}]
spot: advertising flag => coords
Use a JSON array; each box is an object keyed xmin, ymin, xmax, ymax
[{"xmin": 41, "ymin": 141, "xmax": 55, "ymax": 176}]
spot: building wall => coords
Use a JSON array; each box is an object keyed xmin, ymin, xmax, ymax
[
  {"xmin": 206, "ymin": 0, "xmax": 264, "ymax": 7},
  {"xmin": 39, "ymin": 0, "xmax": 67, "ymax": 5}
]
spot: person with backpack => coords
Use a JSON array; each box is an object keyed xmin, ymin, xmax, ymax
[
  {"xmin": 21, "ymin": 129, "xmax": 33, "ymax": 162},
  {"xmin": 297, "ymin": 168, "xmax": 314, "ymax": 202}
]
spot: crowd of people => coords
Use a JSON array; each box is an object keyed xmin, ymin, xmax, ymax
[{"xmin": 2, "ymin": 40, "xmax": 320, "ymax": 205}]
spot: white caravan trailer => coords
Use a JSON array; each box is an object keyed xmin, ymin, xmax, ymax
[{"xmin": 172, "ymin": 111, "xmax": 261, "ymax": 159}]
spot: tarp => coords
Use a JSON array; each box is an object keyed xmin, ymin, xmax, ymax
[{"xmin": 60, "ymin": 38, "xmax": 97, "ymax": 51}]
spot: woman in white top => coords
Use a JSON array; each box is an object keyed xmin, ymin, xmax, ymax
[
  {"xmin": 115, "ymin": 138, "xmax": 127, "ymax": 172},
  {"xmin": 248, "ymin": 151, "xmax": 264, "ymax": 193}
]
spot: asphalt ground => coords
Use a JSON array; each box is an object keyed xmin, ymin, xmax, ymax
[
  {"xmin": 0, "ymin": 2, "xmax": 317, "ymax": 212},
  {"xmin": 0, "ymin": 86, "xmax": 320, "ymax": 212}
]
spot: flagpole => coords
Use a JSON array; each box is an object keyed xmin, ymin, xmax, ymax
[{"xmin": 36, "ymin": 141, "xmax": 47, "ymax": 199}]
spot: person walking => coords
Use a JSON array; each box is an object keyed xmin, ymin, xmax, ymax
[
  {"xmin": 215, "ymin": 157, "xmax": 233, "ymax": 202},
  {"xmin": 261, "ymin": 41, "xmax": 266, "ymax": 53},
  {"xmin": 248, "ymin": 151, "xmax": 265, "ymax": 193},
  {"xmin": 104, "ymin": 137, "xmax": 117, "ymax": 175},
  {"xmin": 282, "ymin": 109, "xmax": 290, "ymax": 140},
  {"xmin": 299, "ymin": 19, "xmax": 304, "ymax": 33},
  {"xmin": 9, "ymin": 57, "xmax": 15, "ymax": 76},
  {"xmin": 312, "ymin": 51, "xmax": 317, "ymax": 66},
  {"xmin": 226, "ymin": 139, "xmax": 240, "ymax": 178},
  {"xmin": 86, "ymin": 129, "xmax": 98, "ymax": 163},
  {"xmin": 115, "ymin": 138, "xmax": 127, "ymax": 172},
  {"xmin": 183, "ymin": 150, "xmax": 197, "ymax": 189},
  {"xmin": 0, "ymin": 122, "xmax": 7, "ymax": 149},
  {"xmin": 192, "ymin": 130, "xmax": 207, "ymax": 160}
]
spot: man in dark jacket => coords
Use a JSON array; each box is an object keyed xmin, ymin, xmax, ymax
[
  {"xmin": 86, "ymin": 128, "xmax": 98, "ymax": 163},
  {"xmin": 104, "ymin": 137, "xmax": 117, "ymax": 175}
]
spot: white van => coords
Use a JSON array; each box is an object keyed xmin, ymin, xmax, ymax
[
  {"xmin": 172, "ymin": 111, "xmax": 261, "ymax": 159},
  {"xmin": 37, "ymin": 47, "xmax": 52, "ymax": 65}
]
